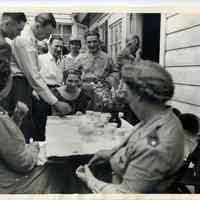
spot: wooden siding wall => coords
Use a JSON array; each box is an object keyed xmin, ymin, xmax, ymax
[{"xmin": 161, "ymin": 14, "xmax": 200, "ymax": 117}]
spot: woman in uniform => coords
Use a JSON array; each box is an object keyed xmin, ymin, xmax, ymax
[{"xmin": 76, "ymin": 60, "xmax": 185, "ymax": 193}]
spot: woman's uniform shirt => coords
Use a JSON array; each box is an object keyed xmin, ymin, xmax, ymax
[{"xmin": 109, "ymin": 109, "xmax": 185, "ymax": 193}]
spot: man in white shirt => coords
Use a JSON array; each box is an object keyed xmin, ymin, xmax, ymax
[
  {"xmin": 32, "ymin": 34, "xmax": 64, "ymax": 141},
  {"xmin": 39, "ymin": 34, "xmax": 64, "ymax": 86},
  {"xmin": 3, "ymin": 13, "xmax": 71, "ymax": 142}
]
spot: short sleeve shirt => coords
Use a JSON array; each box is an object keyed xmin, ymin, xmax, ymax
[
  {"xmin": 73, "ymin": 50, "xmax": 116, "ymax": 79},
  {"xmin": 110, "ymin": 109, "xmax": 185, "ymax": 193}
]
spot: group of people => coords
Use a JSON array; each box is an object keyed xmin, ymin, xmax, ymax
[{"xmin": 0, "ymin": 12, "xmax": 199, "ymax": 194}]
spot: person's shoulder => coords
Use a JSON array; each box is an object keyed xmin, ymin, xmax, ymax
[
  {"xmin": 77, "ymin": 52, "xmax": 88, "ymax": 58},
  {"xmin": 74, "ymin": 52, "xmax": 88, "ymax": 63},
  {"xmin": 157, "ymin": 109, "xmax": 184, "ymax": 141},
  {"xmin": 99, "ymin": 50, "xmax": 109, "ymax": 57},
  {"xmin": 0, "ymin": 38, "xmax": 11, "ymax": 48},
  {"xmin": 99, "ymin": 50, "xmax": 113, "ymax": 61},
  {"xmin": 38, "ymin": 53, "xmax": 49, "ymax": 59},
  {"xmin": 117, "ymin": 47, "xmax": 130, "ymax": 58},
  {"xmin": 13, "ymin": 35, "xmax": 30, "ymax": 48}
]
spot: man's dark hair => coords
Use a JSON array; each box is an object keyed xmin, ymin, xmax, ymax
[
  {"xmin": 35, "ymin": 13, "xmax": 56, "ymax": 28},
  {"xmin": 49, "ymin": 34, "xmax": 63, "ymax": 44},
  {"xmin": 2, "ymin": 12, "xmax": 27, "ymax": 22},
  {"xmin": 84, "ymin": 30, "xmax": 100, "ymax": 40}
]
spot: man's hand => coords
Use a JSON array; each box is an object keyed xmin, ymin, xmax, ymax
[
  {"xmin": 32, "ymin": 90, "xmax": 40, "ymax": 100},
  {"xmin": 135, "ymin": 48, "xmax": 142, "ymax": 62},
  {"xmin": 76, "ymin": 165, "xmax": 94, "ymax": 184},
  {"xmin": 11, "ymin": 101, "xmax": 29, "ymax": 127},
  {"xmin": 88, "ymin": 149, "xmax": 114, "ymax": 167},
  {"xmin": 53, "ymin": 100, "xmax": 72, "ymax": 117}
]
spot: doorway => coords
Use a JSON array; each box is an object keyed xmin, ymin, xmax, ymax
[{"xmin": 142, "ymin": 14, "xmax": 161, "ymax": 62}]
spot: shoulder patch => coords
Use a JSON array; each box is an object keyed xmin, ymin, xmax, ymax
[{"xmin": 147, "ymin": 126, "xmax": 160, "ymax": 147}]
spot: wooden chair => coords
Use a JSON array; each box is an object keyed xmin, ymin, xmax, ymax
[{"xmin": 170, "ymin": 142, "xmax": 200, "ymax": 193}]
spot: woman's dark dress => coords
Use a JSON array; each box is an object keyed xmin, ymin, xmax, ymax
[{"xmin": 52, "ymin": 88, "xmax": 92, "ymax": 114}]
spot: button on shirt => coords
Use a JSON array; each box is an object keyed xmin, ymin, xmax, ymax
[
  {"xmin": 8, "ymin": 25, "xmax": 57, "ymax": 105},
  {"xmin": 39, "ymin": 53, "xmax": 64, "ymax": 86}
]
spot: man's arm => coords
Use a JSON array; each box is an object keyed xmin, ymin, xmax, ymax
[{"xmin": 12, "ymin": 37, "xmax": 57, "ymax": 105}]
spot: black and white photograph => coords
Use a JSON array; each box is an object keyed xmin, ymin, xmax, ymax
[{"xmin": 0, "ymin": 7, "xmax": 200, "ymax": 196}]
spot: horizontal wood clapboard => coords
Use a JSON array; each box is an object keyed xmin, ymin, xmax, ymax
[
  {"xmin": 167, "ymin": 67, "xmax": 200, "ymax": 86},
  {"xmin": 165, "ymin": 46, "xmax": 200, "ymax": 66},
  {"xmin": 166, "ymin": 14, "xmax": 200, "ymax": 34},
  {"xmin": 163, "ymin": 14, "xmax": 200, "ymax": 115},
  {"xmin": 166, "ymin": 25, "xmax": 200, "ymax": 51},
  {"xmin": 173, "ymin": 84, "xmax": 200, "ymax": 106}
]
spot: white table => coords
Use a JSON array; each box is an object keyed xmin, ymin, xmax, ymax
[{"xmin": 46, "ymin": 114, "xmax": 134, "ymax": 158}]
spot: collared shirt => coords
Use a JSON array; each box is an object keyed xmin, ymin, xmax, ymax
[
  {"xmin": 39, "ymin": 53, "xmax": 64, "ymax": 86},
  {"xmin": 63, "ymin": 52, "xmax": 78, "ymax": 70},
  {"xmin": 109, "ymin": 109, "xmax": 185, "ymax": 193},
  {"xmin": 73, "ymin": 50, "xmax": 119, "ymax": 88},
  {"xmin": 8, "ymin": 25, "xmax": 57, "ymax": 105}
]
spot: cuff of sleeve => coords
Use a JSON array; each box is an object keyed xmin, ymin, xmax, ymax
[{"xmin": 48, "ymin": 96, "xmax": 58, "ymax": 106}]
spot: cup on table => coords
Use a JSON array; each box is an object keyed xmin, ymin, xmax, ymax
[
  {"xmin": 104, "ymin": 123, "xmax": 118, "ymax": 135},
  {"xmin": 101, "ymin": 113, "xmax": 111, "ymax": 124}
]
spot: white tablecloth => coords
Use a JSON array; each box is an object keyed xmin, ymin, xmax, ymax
[{"xmin": 46, "ymin": 114, "xmax": 134, "ymax": 157}]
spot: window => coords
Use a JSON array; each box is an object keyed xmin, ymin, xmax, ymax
[
  {"xmin": 109, "ymin": 19, "xmax": 122, "ymax": 61},
  {"xmin": 99, "ymin": 21, "xmax": 108, "ymax": 52},
  {"xmin": 56, "ymin": 24, "xmax": 62, "ymax": 34},
  {"xmin": 63, "ymin": 25, "xmax": 72, "ymax": 35},
  {"xmin": 55, "ymin": 23, "xmax": 72, "ymax": 45}
]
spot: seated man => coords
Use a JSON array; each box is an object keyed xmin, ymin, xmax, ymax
[{"xmin": 76, "ymin": 60, "xmax": 185, "ymax": 193}]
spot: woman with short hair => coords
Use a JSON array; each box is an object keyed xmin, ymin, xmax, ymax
[
  {"xmin": 52, "ymin": 68, "xmax": 92, "ymax": 114},
  {"xmin": 76, "ymin": 60, "xmax": 185, "ymax": 193}
]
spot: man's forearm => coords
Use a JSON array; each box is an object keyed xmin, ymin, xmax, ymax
[{"xmin": 13, "ymin": 39, "xmax": 58, "ymax": 105}]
